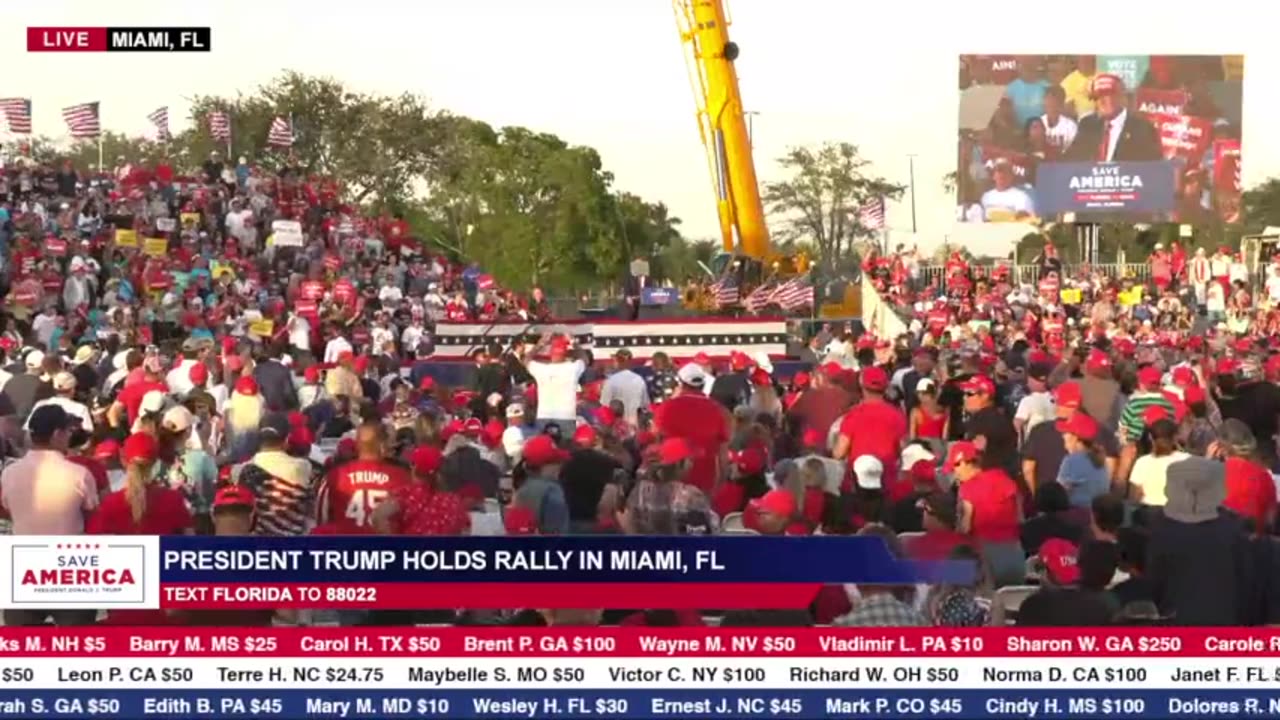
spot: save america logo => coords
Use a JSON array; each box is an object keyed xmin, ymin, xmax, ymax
[{"xmin": 10, "ymin": 540, "xmax": 146, "ymax": 605}]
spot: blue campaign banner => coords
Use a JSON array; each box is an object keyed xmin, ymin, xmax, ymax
[
  {"xmin": 0, "ymin": 688, "xmax": 1270, "ymax": 719},
  {"xmin": 640, "ymin": 287, "xmax": 676, "ymax": 306},
  {"xmin": 1034, "ymin": 161, "xmax": 1176, "ymax": 218},
  {"xmin": 158, "ymin": 535, "xmax": 973, "ymax": 585}
]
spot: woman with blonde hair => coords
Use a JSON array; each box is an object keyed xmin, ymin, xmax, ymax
[
  {"xmin": 88, "ymin": 433, "xmax": 193, "ymax": 625},
  {"xmin": 224, "ymin": 375, "xmax": 265, "ymax": 461}
]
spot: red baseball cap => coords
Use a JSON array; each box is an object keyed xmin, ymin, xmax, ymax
[
  {"xmin": 943, "ymin": 441, "xmax": 979, "ymax": 473},
  {"xmin": 122, "ymin": 433, "xmax": 158, "ymax": 465},
  {"xmin": 730, "ymin": 447, "xmax": 767, "ymax": 475},
  {"xmin": 1056, "ymin": 412, "xmax": 1098, "ymax": 441},
  {"xmin": 750, "ymin": 367, "xmax": 772, "ymax": 387},
  {"xmin": 792, "ymin": 371, "xmax": 811, "ymax": 388},
  {"xmin": 419, "ymin": 376, "xmax": 435, "ymax": 391},
  {"xmin": 353, "ymin": 356, "xmax": 370, "ymax": 374},
  {"xmin": 820, "ymin": 362, "xmax": 844, "ymax": 381},
  {"xmin": 750, "ymin": 489, "xmax": 796, "ymax": 518},
  {"xmin": 1215, "ymin": 357, "xmax": 1240, "ymax": 377},
  {"xmin": 656, "ymin": 437, "xmax": 694, "ymax": 465},
  {"xmin": 801, "ymin": 428, "xmax": 824, "ymax": 450},
  {"xmin": 1171, "ymin": 366, "xmax": 1196, "ymax": 388},
  {"xmin": 1143, "ymin": 404, "xmax": 1172, "ymax": 426},
  {"xmin": 522, "ymin": 435, "xmax": 569, "ymax": 467},
  {"xmin": 337, "ymin": 350, "xmax": 354, "ymax": 364},
  {"xmin": 1053, "ymin": 381, "xmax": 1083, "ymax": 409},
  {"xmin": 730, "ymin": 351, "xmax": 751, "ymax": 371},
  {"xmin": 304, "ymin": 365, "xmax": 321, "ymax": 383},
  {"xmin": 1037, "ymin": 538, "xmax": 1081, "ymax": 585},
  {"xmin": 1183, "ymin": 384, "xmax": 1206, "ymax": 405},
  {"xmin": 92, "ymin": 438, "xmax": 120, "ymax": 461},
  {"xmin": 1085, "ymin": 349, "xmax": 1111, "ymax": 372},
  {"xmin": 234, "ymin": 376, "xmax": 259, "ymax": 396},
  {"xmin": 462, "ymin": 417, "xmax": 483, "ymax": 436},
  {"xmin": 188, "ymin": 362, "xmax": 209, "ymax": 386},
  {"xmin": 960, "ymin": 374, "xmax": 995, "ymax": 396},
  {"xmin": 693, "ymin": 352, "xmax": 711, "ymax": 365},
  {"xmin": 409, "ymin": 446, "xmax": 443, "ymax": 475},
  {"xmin": 213, "ymin": 484, "xmax": 256, "ymax": 510},
  {"xmin": 336, "ymin": 437, "xmax": 357, "ymax": 458},
  {"xmin": 572, "ymin": 424, "xmax": 598, "ymax": 447},
  {"xmin": 909, "ymin": 459, "xmax": 937, "ymax": 485},
  {"xmin": 860, "ymin": 366, "xmax": 889, "ymax": 392},
  {"xmin": 1089, "ymin": 73, "xmax": 1124, "ymax": 98},
  {"xmin": 1136, "ymin": 366, "xmax": 1163, "ymax": 388}
]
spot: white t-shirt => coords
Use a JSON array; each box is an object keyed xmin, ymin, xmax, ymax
[
  {"xmin": 1015, "ymin": 392, "xmax": 1055, "ymax": 436},
  {"xmin": 1129, "ymin": 451, "xmax": 1190, "ymax": 507},
  {"xmin": 526, "ymin": 360, "xmax": 585, "ymax": 421},
  {"xmin": 981, "ymin": 187, "xmax": 1035, "ymax": 220},
  {"xmin": 1266, "ymin": 274, "xmax": 1280, "ymax": 304},
  {"xmin": 26, "ymin": 397, "xmax": 94, "ymax": 433},
  {"xmin": 288, "ymin": 315, "xmax": 312, "ymax": 352},
  {"xmin": 1206, "ymin": 284, "xmax": 1226, "ymax": 312},
  {"xmin": 1039, "ymin": 114, "xmax": 1078, "ymax": 152},
  {"xmin": 166, "ymin": 358, "xmax": 198, "ymax": 396},
  {"xmin": 324, "ymin": 336, "xmax": 354, "ymax": 364}
]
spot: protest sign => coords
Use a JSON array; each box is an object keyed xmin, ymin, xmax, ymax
[
  {"xmin": 114, "ymin": 228, "xmax": 138, "ymax": 247},
  {"xmin": 143, "ymin": 238, "xmax": 169, "ymax": 257},
  {"xmin": 272, "ymin": 220, "xmax": 304, "ymax": 247}
]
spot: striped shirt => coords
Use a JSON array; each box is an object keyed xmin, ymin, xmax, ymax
[
  {"xmin": 1118, "ymin": 392, "xmax": 1176, "ymax": 444},
  {"xmin": 235, "ymin": 450, "xmax": 316, "ymax": 536}
]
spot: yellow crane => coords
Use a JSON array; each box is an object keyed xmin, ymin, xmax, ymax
[
  {"xmin": 673, "ymin": 0, "xmax": 769, "ymax": 262},
  {"xmin": 675, "ymin": 0, "xmax": 857, "ymax": 316}
]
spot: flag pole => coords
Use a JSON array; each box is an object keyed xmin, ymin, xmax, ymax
[{"xmin": 97, "ymin": 133, "xmax": 103, "ymax": 174}]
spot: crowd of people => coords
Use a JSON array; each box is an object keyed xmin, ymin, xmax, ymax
[{"xmin": 0, "ymin": 152, "xmax": 1277, "ymax": 630}]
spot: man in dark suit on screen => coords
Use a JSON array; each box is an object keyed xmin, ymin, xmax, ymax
[{"xmin": 1065, "ymin": 74, "xmax": 1163, "ymax": 162}]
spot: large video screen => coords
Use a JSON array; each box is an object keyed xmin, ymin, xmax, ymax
[{"xmin": 957, "ymin": 55, "xmax": 1243, "ymax": 224}]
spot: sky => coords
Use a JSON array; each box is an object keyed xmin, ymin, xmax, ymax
[{"xmin": 9, "ymin": 0, "xmax": 1278, "ymax": 254}]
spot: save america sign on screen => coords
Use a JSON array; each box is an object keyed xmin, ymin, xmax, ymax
[{"xmin": 957, "ymin": 54, "xmax": 1242, "ymax": 224}]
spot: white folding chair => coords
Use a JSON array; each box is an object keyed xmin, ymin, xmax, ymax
[{"xmin": 992, "ymin": 585, "xmax": 1039, "ymax": 626}]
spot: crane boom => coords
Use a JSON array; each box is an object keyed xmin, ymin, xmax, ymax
[{"xmin": 674, "ymin": 0, "xmax": 770, "ymax": 261}]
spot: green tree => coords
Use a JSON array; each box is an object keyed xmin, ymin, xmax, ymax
[
  {"xmin": 181, "ymin": 72, "xmax": 448, "ymax": 207},
  {"xmin": 1242, "ymin": 178, "xmax": 1280, "ymax": 233},
  {"xmin": 762, "ymin": 142, "xmax": 906, "ymax": 273}
]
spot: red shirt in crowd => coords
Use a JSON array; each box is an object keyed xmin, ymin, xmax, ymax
[
  {"xmin": 117, "ymin": 380, "xmax": 169, "ymax": 425},
  {"xmin": 1223, "ymin": 456, "xmax": 1277, "ymax": 534},
  {"xmin": 67, "ymin": 455, "xmax": 109, "ymax": 495},
  {"xmin": 316, "ymin": 459, "xmax": 411, "ymax": 534},
  {"xmin": 89, "ymin": 485, "xmax": 192, "ymax": 626},
  {"xmin": 391, "ymin": 484, "xmax": 471, "ymax": 536},
  {"xmin": 958, "ymin": 468, "xmax": 1021, "ymax": 544},
  {"xmin": 655, "ymin": 392, "xmax": 730, "ymax": 494},
  {"xmin": 837, "ymin": 398, "xmax": 907, "ymax": 491},
  {"xmin": 905, "ymin": 528, "xmax": 971, "ymax": 561}
]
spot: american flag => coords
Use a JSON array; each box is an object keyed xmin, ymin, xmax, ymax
[
  {"xmin": 0, "ymin": 99, "xmax": 31, "ymax": 134},
  {"xmin": 267, "ymin": 116, "xmax": 294, "ymax": 148},
  {"xmin": 858, "ymin": 197, "xmax": 886, "ymax": 230},
  {"xmin": 773, "ymin": 276, "xmax": 815, "ymax": 311},
  {"xmin": 744, "ymin": 281, "xmax": 777, "ymax": 313},
  {"xmin": 709, "ymin": 276, "xmax": 739, "ymax": 308},
  {"xmin": 61, "ymin": 102, "xmax": 100, "ymax": 138},
  {"xmin": 208, "ymin": 111, "xmax": 231, "ymax": 141},
  {"xmin": 147, "ymin": 107, "xmax": 170, "ymax": 140}
]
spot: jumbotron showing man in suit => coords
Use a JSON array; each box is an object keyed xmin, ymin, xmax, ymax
[{"xmin": 1065, "ymin": 74, "xmax": 1162, "ymax": 163}]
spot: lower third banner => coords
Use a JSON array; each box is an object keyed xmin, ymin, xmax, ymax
[
  {"xmin": 0, "ymin": 688, "xmax": 1270, "ymax": 719},
  {"xmin": 1034, "ymin": 160, "xmax": 1176, "ymax": 218}
]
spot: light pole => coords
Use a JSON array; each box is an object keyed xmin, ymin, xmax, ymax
[
  {"xmin": 907, "ymin": 154, "xmax": 918, "ymax": 235},
  {"xmin": 744, "ymin": 111, "xmax": 760, "ymax": 147}
]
